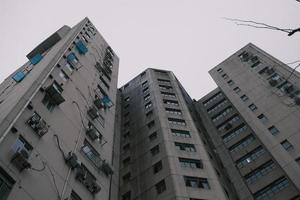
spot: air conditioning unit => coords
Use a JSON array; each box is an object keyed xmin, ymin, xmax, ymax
[
  {"xmin": 11, "ymin": 149, "xmax": 31, "ymax": 172},
  {"xmin": 86, "ymin": 127, "xmax": 99, "ymax": 141},
  {"xmin": 100, "ymin": 161, "xmax": 114, "ymax": 176},
  {"xmin": 90, "ymin": 181, "xmax": 101, "ymax": 194},
  {"xmin": 269, "ymin": 79, "xmax": 278, "ymax": 87},
  {"xmin": 27, "ymin": 112, "xmax": 48, "ymax": 137},
  {"xmin": 75, "ymin": 166, "xmax": 86, "ymax": 182},
  {"xmin": 283, "ymin": 83, "xmax": 294, "ymax": 93},
  {"xmin": 65, "ymin": 152, "xmax": 80, "ymax": 169},
  {"xmin": 87, "ymin": 107, "xmax": 99, "ymax": 120},
  {"xmin": 35, "ymin": 120, "xmax": 48, "ymax": 137}
]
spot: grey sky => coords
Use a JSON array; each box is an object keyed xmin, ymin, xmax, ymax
[{"xmin": 1, "ymin": 0, "xmax": 299, "ymax": 99}]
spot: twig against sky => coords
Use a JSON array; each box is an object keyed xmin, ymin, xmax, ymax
[{"xmin": 224, "ymin": 18, "xmax": 300, "ymax": 36}]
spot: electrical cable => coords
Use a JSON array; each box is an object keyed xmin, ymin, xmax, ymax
[
  {"xmin": 53, "ymin": 134, "xmax": 66, "ymax": 159},
  {"xmin": 30, "ymin": 161, "xmax": 46, "ymax": 172},
  {"xmin": 45, "ymin": 163, "xmax": 61, "ymax": 200},
  {"xmin": 72, "ymin": 101, "xmax": 87, "ymax": 130}
]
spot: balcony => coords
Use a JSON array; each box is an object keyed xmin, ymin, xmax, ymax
[
  {"xmin": 27, "ymin": 112, "xmax": 48, "ymax": 137},
  {"xmin": 75, "ymin": 40, "xmax": 88, "ymax": 55},
  {"xmin": 11, "ymin": 150, "xmax": 31, "ymax": 172},
  {"xmin": 94, "ymin": 96, "xmax": 113, "ymax": 109},
  {"xmin": 45, "ymin": 82, "xmax": 65, "ymax": 105}
]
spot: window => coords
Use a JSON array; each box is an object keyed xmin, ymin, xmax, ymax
[
  {"xmin": 211, "ymin": 106, "xmax": 233, "ymax": 122},
  {"xmin": 233, "ymin": 87, "xmax": 241, "ymax": 93},
  {"xmin": 124, "ymin": 97, "xmax": 130, "ymax": 102},
  {"xmin": 168, "ymin": 118, "xmax": 186, "ymax": 126},
  {"xmin": 59, "ymin": 70, "xmax": 69, "ymax": 82},
  {"xmin": 244, "ymin": 160, "xmax": 276, "ymax": 184},
  {"xmin": 222, "ymin": 73, "xmax": 229, "ymax": 79},
  {"xmin": 227, "ymin": 80, "xmax": 234, "ymax": 86},
  {"xmin": 165, "ymin": 108, "xmax": 182, "ymax": 115},
  {"xmin": 143, "ymin": 87, "xmax": 149, "ymax": 93},
  {"xmin": 171, "ymin": 129, "xmax": 191, "ymax": 138},
  {"xmin": 150, "ymin": 145, "xmax": 160, "ymax": 156},
  {"xmin": 175, "ymin": 142, "xmax": 196, "ymax": 152},
  {"xmin": 179, "ymin": 158, "xmax": 203, "ymax": 169},
  {"xmin": 157, "ymin": 78, "xmax": 170, "ymax": 83},
  {"xmin": 142, "ymin": 80, "xmax": 148, "ymax": 87},
  {"xmin": 123, "ymin": 157, "xmax": 131, "ymax": 166},
  {"xmin": 147, "ymin": 120, "xmax": 155, "ymax": 128},
  {"xmin": 70, "ymin": 190, "xmax": 82, "ymax": 200},
  {"xmin": 155, "ymin": 180, "xmax": 166, "ymax": 194},
  {"xmin": 81, "ymin": 140, "xmax": 102, "ymax": 169},
  {"xmin": 268, "ymin": 126, "xmax": 279, "ymax": 135},
  {"xmin": 123, "ymin": 131, "xmax": 130, "ymax": 139},
  {"xmin": 254, "ymin": 177, "xmax": 289, "ymax": 200},
  {"xmin": 65, "ymin": 62, "xmax": 74, "ymax": 72},
  {"xmin": 248, "ymin": 103, "xmax": 257, "ymax": 111},
  {"xmin": 146, "ymin": 110, "xmax": 153, "ymax": 117},
  {"xmin": 153, "ymin": 160, "xmax": 163, "ymax": 174},
  {"xmin": 236, "ymin": 146, "xmax": 265, "ymax": 168},
  {"xmin": 217, "ymin": 68, "xmax": 223, "ymax": 73},
  {"xmin": 217, "ymin": 115, "xmax": 240, "ymax": 131},
  {"xmin": 206, "ymin": 98, "xmax": 228, "ymax": 114},
  {"xmin": 295, "ymin": 157, "xmax": 300, "ymax": 166},
  {"xmin": 124, "ymin": 121, "xmax": 130, "ymax": 128},
  {"xmin": 251, "ymin": 61, "xmax": 261, "ymax": 69},
  {"xmin": 281, "ymin": 140, "xmax": 294, "ymax": 151},
  {"xmin": 258, "ymin": 114, "xmax": 268, "ymax": 124},
  {"xmin": 0, "ymin": 167, "xmax": 15, "ymax": 200},
  {"xmin": 228, "ymin": 135, "xmax": 256, "ymax": 153},
  {"xmin": 144, "ymin": 94, "xmax": 150, "ymax": 101},
  {"xmin": 122, "ymin": 191, "xmax": 131, "ymax": 200},
  {"xmin": 159, "ymin": 85, "xmax": 172, "ymax": 90},
  {"xmin": 123, "ymin": 143, "xmax": 130, "ymax": 152},
  {"xmin": 149, "ymin": 132, "xmax": 158, "ymax": 141},
  {"xmin": 203, "ymin": 92, "xmax": 223, "ymax": 106},
  {"xmin": 145, "ymin": 102, "xmax": 152, "ymax": 109},
  {"xmin": 99, "ymin": 76, "xmax": 110, "ymax": 89},
  {"xmin": 122, "ymin": 172, "xmax": 131, "ymax": 183},
  {"xmin": 163, "ymin": 99, "xmax": 179, "ymax": 106},
  {"xmin": 12, "ymin": 135, "xmax": 33, "ymax": 155},
  {"xmin": 184, "ymin": 176, "xmax": 210, "ymax": 189},
  {"xmin": 161, "ymin": 91, "xmax": 176, "ymax": 98},
  {"xmin": 240, "ymin": 95, "xmax": 249, "ymax": 101}
]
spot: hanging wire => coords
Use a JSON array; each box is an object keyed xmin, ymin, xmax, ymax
[
  {"xmin": 53, "ymin": 134, "xmax": 66, "ymax": 159},
  {"xmin": 45, "ymin": 163, "xmax": 61, "ymax": 200},
  {"xmin": 72, "ymin": 101, "xmax": 88, "ymax": 130},
  {"xmin": 30, "ymin": 161, "xmax": 46, "ymax": 172}
]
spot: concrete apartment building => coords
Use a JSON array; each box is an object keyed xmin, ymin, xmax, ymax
[
  {"xmin": 0, "ymin": 18, "xmax": 119, "ymax": 200},
  {"xmin": 195, "ymin": 43, "xmax": 300, "ymax": 200},
  {"xmin": 0, "ymin": 18, "xmax": 300, "ymax": 200},
  {"xmin": 117, "ymin": 69, "xmax": 230, "ymax": 200}
]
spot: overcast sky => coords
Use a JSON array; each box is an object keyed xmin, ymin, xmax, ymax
[{"xmin": 1, "ymin": 0, "xmax": 299, "ymax": 99}]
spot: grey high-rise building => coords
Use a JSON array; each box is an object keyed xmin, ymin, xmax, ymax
[
  {"xmin": 117, "ymin": 68, "xmax": 231, "ymax": 200},
  {"xmin": 0, "ymin": 17, "xmax": 300, "ymax": 200},
  {"xmin": 194, "ymin": 43, "xmax": 300, "ymax": 200},
  {"xmin": 0, "ymin": 18, "xmax": 119, "ymax": 200}
]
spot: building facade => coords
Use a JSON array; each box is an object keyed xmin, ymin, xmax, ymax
[
  {"xmin": 0, "ymin": 18, "xmax": 300, "ymax": 200},
  {"xmin": 195, "ymin": 43, "xmax": 300, "ymax": 200},
  {"xmin": 0, "ymin": 17, "xmax": 119, "ymax": 200},
  {"xmin": 117, "ymin": 69, "xmax": 229, "ymax": 200}
]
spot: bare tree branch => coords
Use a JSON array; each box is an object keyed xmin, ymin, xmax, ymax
[{"xmin": 223, "ymin": 17, "xmax": 299, "ymax": 36}]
